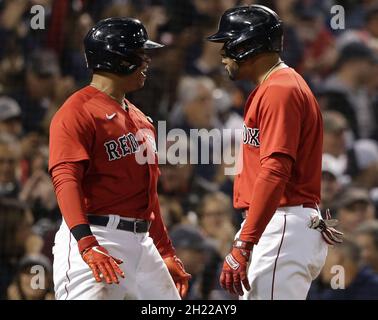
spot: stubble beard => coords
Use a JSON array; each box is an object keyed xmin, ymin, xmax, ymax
[{"xmin": 227, "ymin": 60, "xmax": 243, "ymax": 81}]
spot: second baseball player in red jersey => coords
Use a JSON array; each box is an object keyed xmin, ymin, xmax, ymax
[
  {"xmin": 208, "ymin": 5, "xmax": 343, "ymax": 299},
  {"xmin": 49, "ymin": 18, "xmax": 190, "ymax": 300}
]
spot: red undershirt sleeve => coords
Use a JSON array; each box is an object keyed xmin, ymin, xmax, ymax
[
  {"xmin": 51, "ymin": 161, "xmax": 88, "ymax": 230},
  {"xmin": 148, "ymin": 197, "xmax": 176, "ymax": 259},
  {"xmin": 238, "ymin": 153, "xmax": 293, "ymax": 244}
]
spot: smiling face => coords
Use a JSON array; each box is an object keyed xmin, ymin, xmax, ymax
[
  {"xmin": 133, "ymin": 49, "xmax": 151, "ymax": 87},
  {"xmin": 117, "ymin": 49, "xmax": 152, "ymax": 92}
]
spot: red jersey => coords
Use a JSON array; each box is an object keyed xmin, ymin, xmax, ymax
[
  {"xmin": 234, "ymin": 67, "xmax": 323, "ymax": 210},
  {"xmin": 49, "ymin": 86, "xmax": 159, "ymax": 220}
]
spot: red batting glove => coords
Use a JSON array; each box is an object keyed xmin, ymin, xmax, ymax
[
  {"xmin": 164, "ymin": 255, "xmax": 192, "ymax": 298},
  {"xmin": 220, "ymin": 239, "xmax": 253, "ymax": 296},
  {"xmin": 78, "ymin": 235, "xmax": 125, "ymax": 284}
]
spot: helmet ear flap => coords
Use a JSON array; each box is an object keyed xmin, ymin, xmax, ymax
[
  {"xmin": 224, "ymin": 36, "xmax": 265, "ymax": 61},
  {"xmin": 94, "ymin": 51, "xmax": 143, "ymax": 75}
]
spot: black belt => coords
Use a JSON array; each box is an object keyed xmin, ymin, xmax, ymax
[{"xmin": 87, "ymin": 215, "xmax": 150, "ymax": 233}]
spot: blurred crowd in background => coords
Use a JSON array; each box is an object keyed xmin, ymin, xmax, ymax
[{"xmin": 1, "ymin": 0, "xmax": 378, "ymax": 300}]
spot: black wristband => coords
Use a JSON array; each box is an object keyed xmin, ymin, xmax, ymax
[{"xmin": 71, "ymin": 224, "xmax": 93, "ymax": 242}]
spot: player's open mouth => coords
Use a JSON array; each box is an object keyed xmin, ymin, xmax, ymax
[{"xmin": 141, "ymin": 67, "xmax": 148, "ymax": 77}]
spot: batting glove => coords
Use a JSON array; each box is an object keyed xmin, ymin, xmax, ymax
[
  {"xmin": 220, "ymin": 239, "xmax": 252, "ymax": 296},
  {"xmin": 309, "ymin": 209, "xmax": 343, "ymax": 245},
  {"xmin": 164, "ymin": 255, "xmax": 191, "ymax": 298},
  {"xmin": 78, "ymin": 235, "xmax": 125, "ymax": 284}
]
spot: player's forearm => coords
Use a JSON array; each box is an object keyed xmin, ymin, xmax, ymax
[
  {"xmin": 149, "ymin": 198, "xmax": 176, "ymax": 258},
  {"xmin": 51, "ymin": 162, "xmax": 91, "ymax": 241},
  {"xmin": 239, "ymin": 154, "xmax": 293, "ymax": 244}
]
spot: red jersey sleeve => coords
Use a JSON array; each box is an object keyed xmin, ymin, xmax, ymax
[
  {"xmin": 258, "ymin": 83, "xmax": 303, "ymax": 162},
  {"xmin": 49, "ymin": 104, "xmax": 95, "ymax": 173},
  {"xmin": 239, "ymin": 154, "xmax": 293, "ymax": 244}
]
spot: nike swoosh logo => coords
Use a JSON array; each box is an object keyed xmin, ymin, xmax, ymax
[{"xmin": 106, "ymin": 113, "xmax": 116, "ymax": 120}]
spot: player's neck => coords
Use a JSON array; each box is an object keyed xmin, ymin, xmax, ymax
[
  {"xmin": 90, "ymin": 73, "xmax": 126, "ymax": 105},
  {"xmin": 250, "ymin": 54, "xmax": 285, "ymax": 85}
]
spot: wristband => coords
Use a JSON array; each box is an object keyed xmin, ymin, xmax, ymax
[
  {"xmin": 71, "ymin": 224, "xmax": 93, "ymax": 242},
  {"xmin": 233, "ymin": 238, "xmax": 254, "ymax": 250}
]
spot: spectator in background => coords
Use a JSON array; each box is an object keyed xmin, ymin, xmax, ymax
[
  {"xmin": 0, "ymin": 199, "xmax": 33, "ymax": 299},
  {"xmin": 170, "ymin": 224, "xmax": 221, "ymax": 300},
  {"xmin": 14, "ymin": 49, "xmax": 60, "ymax": 134},
  {"xmin": 344, "ymin": 0, "xmax": 378, "ymax": 30},
  {"xmin": 186, "ymin": 20, "xmax": 224, "ymax": 80},
  {"xmin": 294, "ymin": 3, "xmax": 336, "ymax": 81},
  {"xmin": 0, "ymin": 142, "xmax": 20, "ymax": 198},
  {"xmin": 60, "ymin": 13, "xmax": 93, "ymax": 86},
  {"xmin": 364, "ymin": 3, "xmax": 378, "ymax": 53},
  {"xmin": 336, "ymin": 187, "xmax": 376, "ymax": 234},
  {"xmin": 320, "ymin": 154, "xmax": 342, "ymax": 213},
  {"xmin": 322, "ymin": 110, "xmax": 349, "ymax": 176},
  {"xmin": 170, "ymin": 76, "xmax": 219, "ymax": 130},
  {"xmin": 347, "ymin": 140, "xmax": 378, "ymax": 200},
  {"xmin": 6, "ymin": 254, "xmax": 54, "ymax": 300},
  {"xmin": 169, "ymin": 76, "xmax": 221, "ymax": 181},
  {"xmin": 321, "ymin": 42, "xmax": 378, "ymax": 139},
  {"xmin": 0, "ymin": 96, "xmax": 22, "ymax": 143},
  {"xmin": 213, "ymin": 88, "xmax": 243, "ymax": 133},
  {"xmin": 158, "ymin": 160, "xmax": 199, "ymax": 215},
  {"xmin": 158, "ymin": 135, "xmax": 217, "ymax": 213},
  {"xmin": 307, "ymin": 237, "xmax": 378, "ymax": 300},
  {"xmin": 355, "ymin": 221, "xmax": 378, "ymax": 274},
  {"xmin": 18, "ymin": 132, "xmax": 48, "ymax": 184},
  {"xmin": 159, "ymin": 195, "xmax": 187, "ymax": 230},
  {"xmin": 337, "ymin": 4, "xmax": 378, "ymax": 53},
  {"xmin": 198, "ymin": 192, "xmax": 236, "ymax": 257},
  {"xmin": 19, "ymin": 147, "xmax": 58, "ymax": 222}
]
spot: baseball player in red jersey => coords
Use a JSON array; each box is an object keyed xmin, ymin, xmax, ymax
[
  {"xmin": 207, "ymin": 5, "xmax": 343, "ymax": 299},
  {"xmin": 49, "ymin": 17, "xmax": 190, "ymax": 300}
]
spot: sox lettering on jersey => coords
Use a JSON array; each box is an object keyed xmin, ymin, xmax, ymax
[{"xmin": 243, "ymin": 123, "xmax": 260, "ymax": 147}]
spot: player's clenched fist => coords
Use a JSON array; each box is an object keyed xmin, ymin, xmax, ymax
[
  {"xmin": 220, "ymin": 239, "xmax": 253, "ymax": 296},
  {"xmin": 78, "ymin": 235, "xmax": 125, "ymax": 284},
  {"xmin": 164, "ymin": 256, "xmax": 191, "ymax": 298}
]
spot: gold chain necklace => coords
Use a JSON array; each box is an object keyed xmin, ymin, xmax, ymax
[
  {"xmin": 261, "ymin": 60, "xmax": 284, "ymax": 83},
  {"xmin": 90, "ymin": 83, "xmax": 127, "ymax": 109}
]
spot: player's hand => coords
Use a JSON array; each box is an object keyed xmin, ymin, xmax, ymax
[
  {"xmin": 78, "ymin": 235, "xmax": 125, "ymax": 284},
  {"xmin": 220, "ymin": 239, "xmax": 253, "ymax": 296},
  {"xmin": 164, "ymin": 255, "xmax": 192, "ymax": 298}
]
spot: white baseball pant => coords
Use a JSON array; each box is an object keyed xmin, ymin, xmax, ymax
[
  {"xmin": 52, "ymin": 215, "xmax": 181, "ymax": 300},
  {"xmin": 237, "ymin": 205, "xmax": 328, "ymax": 300}
]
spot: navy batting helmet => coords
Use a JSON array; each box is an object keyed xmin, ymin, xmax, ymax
[
  {"xmin": 84, "ymin": 17, "xmax": 164, "ymax": 75},
  {"xmin": 207, "ymin": 5, "xmax": 283, "ymax": 61}
]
